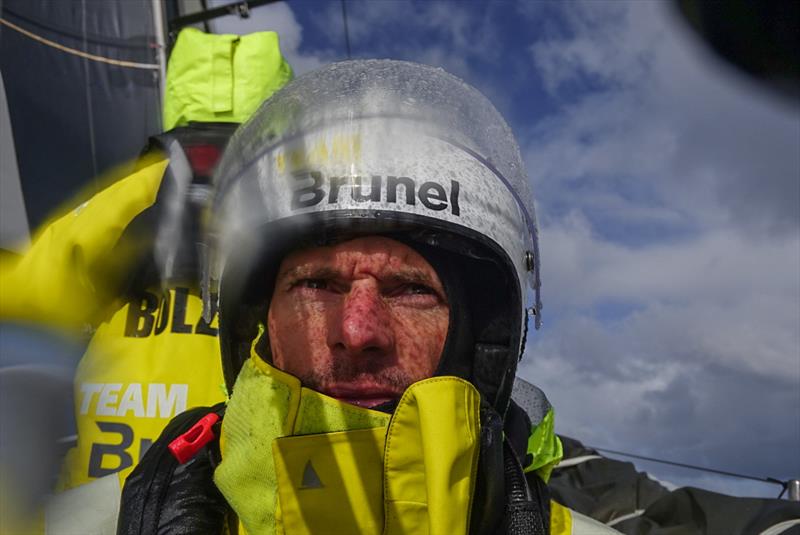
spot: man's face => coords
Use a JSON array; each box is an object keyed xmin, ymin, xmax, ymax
[{"xmin": 267, "ymin": 236, "xmax": 449, "ymax": 408}]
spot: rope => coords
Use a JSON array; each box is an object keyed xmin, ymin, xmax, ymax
[
  {"xmin": 591, "ymin": 446, "xmax": 786, "ymax": 487},
  {"xmin": 587, "ymin": 446, "xmax": 795, "ymax": 499},
  {"xmin": 0, "ymin": 17, "xmax": 160, "ymax": 70}
]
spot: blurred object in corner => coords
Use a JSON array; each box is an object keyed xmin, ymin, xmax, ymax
[
  {"xmin": 0, "ymin": 323, "xmax": 82, "ymax": 532},
  {"xmin": 674, "ymin": 0, "xmax": 800, "ymax": 102}
]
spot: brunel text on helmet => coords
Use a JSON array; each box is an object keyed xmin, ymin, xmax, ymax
[{"xmin": 290, "ymin": 170, "xmax": 461, "ymax": 216}]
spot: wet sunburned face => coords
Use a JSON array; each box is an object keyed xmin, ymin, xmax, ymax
[{"xmin": 267, "ymin": 236, "xmax": 449, "ymax": 409}]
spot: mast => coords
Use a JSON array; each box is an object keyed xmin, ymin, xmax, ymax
[{"xmin": 151, "ymin": 0, "xmax": 168, "ymax": 122}]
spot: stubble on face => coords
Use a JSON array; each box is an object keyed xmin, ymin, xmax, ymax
[{"xmin": 267, "ymin": 236, "xmax": 449, "ymax": 407}]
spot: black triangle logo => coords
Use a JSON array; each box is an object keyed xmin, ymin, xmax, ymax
[{"xmin": 300, "ymin": 460, "xmax": 324, "ymax": 489}]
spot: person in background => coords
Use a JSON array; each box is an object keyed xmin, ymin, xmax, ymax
[{"xmin": 0, "ymin": 26, "xmax": 292, "ymax": 520}]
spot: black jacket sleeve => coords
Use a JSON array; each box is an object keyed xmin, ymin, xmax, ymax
[{"xmin": 117, "ymin": 404, "xmax": 230, "ymax": 535}]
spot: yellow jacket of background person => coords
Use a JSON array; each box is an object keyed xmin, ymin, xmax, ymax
[
  {"xmin": 0, "ymin": 27, "xmax": 293, "ymax": 491},
  {"xmin": 0, "ymin": 158, "xmax": 225, "ymax": 490}
]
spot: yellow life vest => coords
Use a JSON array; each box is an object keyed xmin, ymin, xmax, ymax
[
  {"xmin": 216, "ymin": 353, "xmax": 481, "ymax": 535},
  {"xmin": 214, "ymin": 350, "xmax": 583, "ymax": 535},
  {"xmin": 61, "ymin": 285, "xmax": 225, "ymax": 489}
]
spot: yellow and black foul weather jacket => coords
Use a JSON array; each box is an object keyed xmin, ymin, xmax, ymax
[
  {"xmin": 116, "ymin": 353, "xmax": 619, "ymax": 535},
  {"xmin": 0, "ymin": 152, "xmax": 226, "ymax": 490}
]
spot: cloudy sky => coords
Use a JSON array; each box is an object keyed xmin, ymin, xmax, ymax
[{"xmin": 211, "ymin": 0, "xmax": 800, "ymax": 498}]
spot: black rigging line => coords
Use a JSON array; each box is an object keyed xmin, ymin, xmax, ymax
[
  {"xmin": 591, "ymin": 446, "xmax": 786, "ymax": 487},
  {"xmin": 168, "ymin": 0, "xmax": 280, "ymax": 32},
  {"xmin": 341, "ymin": 0, "xmax": 352, "ymax": 60},
  {"xmin": 199, "ymin": 0, "xmax": 212, "ymax": 33},
  {"xmin": 2, "ymin": 6, "xmax": 152, "ymax": 49}
]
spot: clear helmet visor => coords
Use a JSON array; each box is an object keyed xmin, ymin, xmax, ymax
[
  {"xmin": 208, "ymin": 60, "xmax": 541, "ymax": 330},
  {"xmin": 207, "ymin": 60, "xmax": 542, "ymax": 409}
]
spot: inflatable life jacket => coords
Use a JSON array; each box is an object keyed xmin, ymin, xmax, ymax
[
  {"xmin": 119, "ymin": 394, "xmax": 549, "ymax": 534},
  {"xmin": 117, "ymin": 356, "xmax": 610, "ymax": 535}
]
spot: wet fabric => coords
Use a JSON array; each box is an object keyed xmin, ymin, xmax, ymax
[
  {"xmin": 214, "ymin": 354, "xmax": 389, "ymax": 533},
  {"xmin": 117, "ymin": 404, "xmax": 229, "ymax": 535},
  {"xmin": 117, "ymin": 425, "xmax": 606, "ymax": 534},
  {"xmin": 212, "ymin": 352, "xmax": 604, "ymax": 534},
  {"xmin": 214, "ymin": 351, "xmax": 483, "ymax": 535}
]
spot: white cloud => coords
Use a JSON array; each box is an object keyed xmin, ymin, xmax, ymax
[
  {"xmin": 542, "ymin": 218, "xmax": 799, "ymax": 312},
  {"xmin": 517, "ymin": 0, "xmax": 800, "ymax": 496},
  {"xmin": 526, "ymin": 1, "xmax": 800, "ymax": 234},
  {"xmin": 530, "ymin": 1, "xmax": 664, "ymax": 95},
  {"xmin": 307, "ymin": 0, "xmax": 501, "ymax": 80},
  {"xmin": 208, "ymin": 0, "xmax": 328, "ymax": 75},
  {"xmin": 520, "ymin": 303, "xmax": 800, "ymax": 495}
]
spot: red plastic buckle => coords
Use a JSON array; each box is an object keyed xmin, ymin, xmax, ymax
[
  {"xmin": 184, "ymin": 144, "xmax": 222, "ymax": 177},
  {"xmin": 168, "ymin": 413, "xmax": 220, "ymax": 464}
]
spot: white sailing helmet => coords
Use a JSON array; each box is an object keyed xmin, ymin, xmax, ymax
[{"xmin": 206, "ymin": 59, "xmax": 541, "ymax": 414}]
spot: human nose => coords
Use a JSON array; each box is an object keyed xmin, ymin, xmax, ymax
[{"xmin": 334, "ymin": 281, "xmax": 394, "ymax": 355}]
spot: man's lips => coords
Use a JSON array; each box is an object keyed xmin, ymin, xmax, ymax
[{"xmin": 322, "ymin": 384, "xmax": 401, "ymax": 408}]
